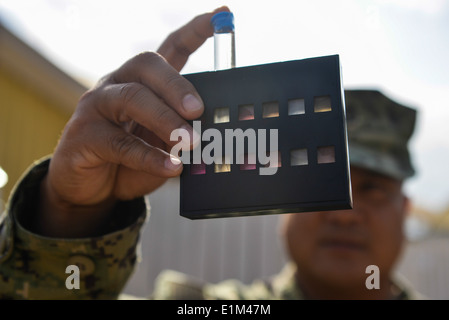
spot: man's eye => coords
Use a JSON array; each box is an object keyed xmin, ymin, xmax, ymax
[
  {"xmin": 363, "ymin": 182, "xmax": 381, "ymax": 190},
  {"xmin": 360, "ymin": 182, "xmax": 390, "ymax": 200},
  {"xmin": 364, "ymin": 183, "xmax": 384, "ymax": 191}
]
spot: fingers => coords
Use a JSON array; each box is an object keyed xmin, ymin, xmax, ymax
[
  {"xmin": 113, "ymin": 167, "xmax": 168, "ymax": 200},
  {"xmin": 63, "ymin": 117, "xmax": 183, "ymax": 177},
  {"xmin": 89, "ymin": 81, "xmax": 199, "ymax": 149},
  {"xmin": 102, "ymin": 128, "xmax": 183, "ymax": 176},
  {"xmin": 157, "ymin": 6, "xmax": 231, "ymax": 71},
  {"xmin": 110, "ymin": 51, "xmax": 204, "ymax": 121}
]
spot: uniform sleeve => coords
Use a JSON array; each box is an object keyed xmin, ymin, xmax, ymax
[{"xmin": 0, "ymin": 157, "xmax": 148, "ymax": 300}]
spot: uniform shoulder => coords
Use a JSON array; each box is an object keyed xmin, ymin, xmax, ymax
[
  {"xmin": 151, "ymin": 263, "xmax": 301, "ymax": 300},
  {"xmin": 152, "ymin": 269, "xmax": 207, "ymax": 300},
  {"xmin": 151, "ymin": 269, "xmax": 272, "ymax": 300}
]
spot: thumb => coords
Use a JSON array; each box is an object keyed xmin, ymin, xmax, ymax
[{"xmin": 157, "ymin": 6, "xmax": 231, "ymax": 71}]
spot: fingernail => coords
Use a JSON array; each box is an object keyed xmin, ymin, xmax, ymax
[
  {"xmin": 165, "ymin": 155, "xmax": 182, "ymax": 171},
  {"xmin": 182, "ymin": 94, "xmax": 203, "ymax": 113}
]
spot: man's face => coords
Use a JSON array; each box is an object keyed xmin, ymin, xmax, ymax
[{"xmin": 281, "ymin": 166, "xmax": 409, "ymax": 288}]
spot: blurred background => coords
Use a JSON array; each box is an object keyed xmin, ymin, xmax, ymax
[{"xmin": 1, "ymin": 0, "xmax": 448, "ymax": 299}]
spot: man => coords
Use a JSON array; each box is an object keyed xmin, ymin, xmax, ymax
[
  {"xmin": 150, "ymin": 90, "xmax": 423, "ymax": 300},
  {"xmin": 0, "ymin": 7, "xmax": 423, "ymax": 299}
]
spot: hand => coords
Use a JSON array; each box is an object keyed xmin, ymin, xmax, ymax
[{"xmin": 37, "ymin": 6, "xmax": 230, "ymax": 237}]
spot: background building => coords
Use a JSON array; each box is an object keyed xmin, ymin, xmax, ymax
[{"xmin": 0, "ymin": 21, "xmax": 86, "ymax": 210}]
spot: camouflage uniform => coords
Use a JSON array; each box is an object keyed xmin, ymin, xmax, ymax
[
  {"xmin": 0, "ymin": 157, "xmax": 148, "ymax": 299},
  {"xmin": 151, "ymin": 263, "xmax": 426, "ymax": 300},
  {"xmin": 0, "ymin": 90, "xmax": 424, "ymax": 299}
]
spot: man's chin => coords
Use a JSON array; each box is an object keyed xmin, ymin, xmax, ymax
[{"xmin": 313, "ymin": 256, "xmax": 369, "ymax": 284}]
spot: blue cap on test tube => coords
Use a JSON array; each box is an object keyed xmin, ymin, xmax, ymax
[{"xmin": 211, "ymin": 12, "xmax": 234, "ymax": 33}]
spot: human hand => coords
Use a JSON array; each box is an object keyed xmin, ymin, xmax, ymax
[{"xmin": 37, "ymin": 6, "xmax": 230, "ymax": 237}]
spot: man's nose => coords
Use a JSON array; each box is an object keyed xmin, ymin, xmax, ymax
[{"xmin": 322, "ymin": 207, "xmax": 362, "ymax": 226}]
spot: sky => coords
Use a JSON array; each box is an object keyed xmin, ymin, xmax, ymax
[{"xmin": 1, "ymin": 0, "xmax": 449, "ymax": 212}]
